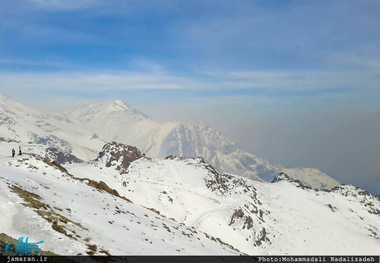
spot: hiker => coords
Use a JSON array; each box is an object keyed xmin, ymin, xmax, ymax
[
  {"xmin": 122, "ymin": 181, "xmax": 127, "ymax": 187},
  {"xmin": 12, "ymin": 148, "xmax": 15, "ymax": 157},
  {"xmin": 19, "ymin": 146, "xmax": 22, "ymax": 155}
]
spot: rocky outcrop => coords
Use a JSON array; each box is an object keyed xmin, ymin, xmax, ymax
[
  {"xmin": 96, "ymin": 142, "xmax": 143, "ymax": 174},
  {"xmin": 254, "ymin": 227, "xmax": 268, "ymax": 246},
  {"xmin": 228, "ymin": 207, "xmax": 269, "ymax": 247},
  {"xmin": 229, "ymin": 208, "xmax": 253, "ymax": 230}
]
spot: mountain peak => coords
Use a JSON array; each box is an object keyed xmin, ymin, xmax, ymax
[
  {"xmin": 68, "ymin": 99, "xmax": 149, "ymax": 119},
  {"xmin": 111, "ymin": 99, "xmax": 130, "ymax": 111},
  {"xmin": 108, "ymin": 99, "xmax": 150, "ymax": 119}
]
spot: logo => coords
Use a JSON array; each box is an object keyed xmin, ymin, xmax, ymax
[{"xmin": 5, "ymin": 237, "xmax": 44, "ymax": 255}]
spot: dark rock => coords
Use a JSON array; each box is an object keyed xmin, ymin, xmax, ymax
[
  {"xmin": 229, "ymin": 208, "xmax": 254, "ymax": 230},
  {"xmin": 271, "ymin": 172, "xmax": 291, "ymax": 183},
  {"xmin": 327, "ymin": 204, "xmax": 338, "ymax": 212},
  {"xmin": 0, "ymin": 137, "xmax": 19, "ymax": 143},
  {"xmin": 165, "ymin": 155, "xmax": 176, "ymax": 160},
  {"xmin": 164, "ymin": 155, "xmax": 205, "ymax": 164},
  {"xmin": 255, "ymin": 227, "xmax": 267, "ymax": 246},
  {"xmin": 369, "ymin": 209, "xmax": 380, "ymax": 215},
  {"xmin": 358, "ymin": 189, "xmax": 371, "ymax": 196}
]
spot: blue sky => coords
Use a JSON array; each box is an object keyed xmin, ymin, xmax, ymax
[
  {"xmin": 0, "ymin": 0, "xmax": 380, "ymax": 193},
  {"xmin": 1, "ymin": 0, "xmax": 380, "ymax": 100}
]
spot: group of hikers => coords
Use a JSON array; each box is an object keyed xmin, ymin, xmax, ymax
[{"xmin": 11, "ymin": 146, "xmax": 22, "ymax": 157}]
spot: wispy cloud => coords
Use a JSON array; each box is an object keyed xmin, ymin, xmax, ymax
[
  {"xmin": 1, "ymin": 67, "xmax": 377, "ymax": 97},
  {"xmin": 0, "ymin": 71, "xmax": 186, "ymax": 92}
]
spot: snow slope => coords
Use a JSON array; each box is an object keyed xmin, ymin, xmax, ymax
[
  {"xmin": 0, "ymin": 141, "xmax": 378, "ymax": 255},
  {"xmin": 65, "ymin": 142, "xmax": 380, "ymax": 255},
  {"xmin": 0, "ymin": 142, "xmax": 239, "ymax": 255}
]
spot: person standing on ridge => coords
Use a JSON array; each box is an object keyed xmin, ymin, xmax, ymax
[
  {"xmin": 19, "ymin": 146, "xmax": 22, "ymax": 155},
  {"xmin": 12, "ymin": 148, "xmax": 15, "ymax": 157}
]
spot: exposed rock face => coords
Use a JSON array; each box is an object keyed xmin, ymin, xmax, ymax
[
  {"xmin": 254, "ymin": 227, "xmax": 267, "ymax": 246},
  {"xmin": 271, "ymin": 172, "xmax": 291, "ymax": 183},
  {"xmin": 229, "ymin": 208, "xmax": 253, "ymax": 230},
  {"xmin": 97, "ymin": 142, "xmax": 143, "ymax": 173},
  {"xmin": 45, "ymin": 146, "xmax": 83, "ymax": 164}
]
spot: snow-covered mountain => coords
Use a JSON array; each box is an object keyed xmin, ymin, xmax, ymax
[
  {"xmin": 0, "ymin": 141, "xmax": 378, "ymax": 255},
  {"xmin": 0, "ymin": 94, "xmax": 340, "ymax": 189},
  {"xmin": 63, "ymin": 98, "xmax": 340, "ymax": 189}
]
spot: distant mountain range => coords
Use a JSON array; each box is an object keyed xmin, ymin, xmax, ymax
[{"xmin": 0, "ymin": 93, "xmax": 340, "ymax": 189}]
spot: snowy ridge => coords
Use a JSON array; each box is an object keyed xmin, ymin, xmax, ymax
[
  {"xmin": 65, "ymin": 143, "xmax": 379, "ymax": 255},
  {"xmin": 0, "ymin": 142, "xmax": 239, "ymax": 255},
  {"xmin": 271, "ymin": 172, "xmax": 312, "ymax": 190},
  {"xmin": 326, "ymin": 185, "xmax": 380, "ymax": 216},
  {"xmin": 281, "ymin": 167, "xmax": 340, "ymax": 189}
]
